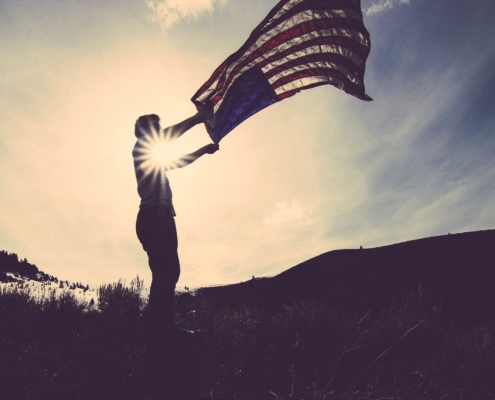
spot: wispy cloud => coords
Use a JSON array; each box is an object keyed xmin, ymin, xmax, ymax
[
  {"xmin": 364, "ymin": 0, "xmax": 411, "ymax": 16},
  {"xmin": 264, "ymin": 200, "xmax": 314, "ymax": 225},
  {"xmin": 146, "ymin": 0, "xmax": 229, "ymax": 28}
]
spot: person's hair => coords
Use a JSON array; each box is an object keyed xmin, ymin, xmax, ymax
[{"xmin": 134, "ymin": 114, "xmax": 160, "ymax": 138}]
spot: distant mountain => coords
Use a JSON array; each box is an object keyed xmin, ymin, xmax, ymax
[
  {"xmin": 198, "ymin": 230, "xmax": 495, "ymax": 325},
  {"xmin": 0, "ymin": 250, "xmax": 57, "ymax": 283}
]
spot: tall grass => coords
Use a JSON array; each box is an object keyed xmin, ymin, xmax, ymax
[{"xmin": 0, "ymin": 282, "xmax": 494, "ymax": 399}]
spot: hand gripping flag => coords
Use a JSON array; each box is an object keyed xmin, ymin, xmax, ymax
[{"xmin": 192, "ymin": 0, "xmax": 372, "ymax": 143}]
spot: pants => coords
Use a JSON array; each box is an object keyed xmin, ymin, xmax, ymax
[{"xmin": 136, "ymin": 205, "xmax": 180, "ymax": 343}]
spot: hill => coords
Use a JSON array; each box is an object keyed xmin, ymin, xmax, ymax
[
  {"xmin": 197, "ymin": 229, "xmax": 495, "ymax": 325},
  {"xmin": 0, "ymin": 250, "xmax": 93, "ymax": 300},
  {"xmin": 0, "ymin": 250, "xmax": 56, "ymax": 283}
]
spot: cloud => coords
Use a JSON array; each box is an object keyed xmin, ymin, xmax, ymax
[
  {"xmin": 264, "ymin": 200, "xmax": 314, "ymax": 225},
  {"xmin": 364, "ymin": 0, "xmax": 411, "ymax": 16},
  {"xmin": 146, "ymin": 0, "xmax": 229, "ymax": 28}
]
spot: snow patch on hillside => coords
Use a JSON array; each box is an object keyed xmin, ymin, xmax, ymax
[{"xmin": 0, "ymin": 278, "xmax": 98, "ymax": 305}]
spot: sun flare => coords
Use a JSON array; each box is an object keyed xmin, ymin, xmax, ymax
[
  {"xmin": 134, "ymin": 130, "xmax": 179, "ymax": 175},
  {"xmin": 150, "ymin": 140, "xmax": 170, "ymax": 166}
]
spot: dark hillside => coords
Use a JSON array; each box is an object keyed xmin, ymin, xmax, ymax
[
  {"xmin": 0, "ymin": 250, "xmax": 57, "ymax": 283},
  {"xmin": 199, "ymin": 230, "xmax": 495, "ymax": 324}
]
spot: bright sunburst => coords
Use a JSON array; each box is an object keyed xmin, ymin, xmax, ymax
[
  {"xmin": 150, "ymin": 139, "xmax": 170, "ymax": 166},
  {"xmin": 134, "ymin": 129, "xmax": 184, "ymax": 175}
]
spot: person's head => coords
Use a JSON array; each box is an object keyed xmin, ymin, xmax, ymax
[{"xmin": 134, "ymin": 114, "xmax": 161, "ymax": 138}]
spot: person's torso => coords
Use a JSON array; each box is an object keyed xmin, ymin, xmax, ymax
[{"xmin": 133, "ymin": 138, "xmax": 176, "ymax": 216}]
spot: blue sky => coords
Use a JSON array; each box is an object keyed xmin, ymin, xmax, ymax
[{"xmin": 1, "ymin": 0, "xmax": 494, "ymax": 288}]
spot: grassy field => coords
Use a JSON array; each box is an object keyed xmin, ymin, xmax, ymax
[{"xmin": 1, "ymin": 277, "xmax": 494, "ymax": 400}]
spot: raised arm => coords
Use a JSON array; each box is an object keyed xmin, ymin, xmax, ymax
[
  {"xmin": 163, "ymin": 105, "xmax": 213, "ymax": 141},
  {"xmin": 166, "ymin": 143, "xmax": 219, "ymax": 170}
]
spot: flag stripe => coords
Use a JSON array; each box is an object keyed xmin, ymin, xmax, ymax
[
  {"xmin": 272, "ymin": 66, "xmax": 363, "ymax": 94},
  {"xmin": 258, "ymin": 0, "xmax": 364, "ymax": 36},
  {"xmin": 192, "ymin": 0, "xmax": 371, "ymax": 142},
  {"xmin": 266, "ymin": 54, "xmax": 363, "ymax": 88},
  {"xmin": 276, "ymin": 76, "xmax": 346, "ymax": 98},
  {"xmin": 262, "ymin": 42, "xmax": 366, "ymax": 79}
]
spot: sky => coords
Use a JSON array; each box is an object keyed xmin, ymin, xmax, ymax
[{"xmin": 1, "ymin": 0, "xmax": 495, "ymax": 289}]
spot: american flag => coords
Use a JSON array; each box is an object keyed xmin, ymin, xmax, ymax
[{"xmin": 192, "ymin": 0, "xmax": 372, "ymax": 143}]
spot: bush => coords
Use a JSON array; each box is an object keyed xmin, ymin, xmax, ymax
[{"xmin": 97, "ymin": 276, "xmax": 146, "ymax": 318}]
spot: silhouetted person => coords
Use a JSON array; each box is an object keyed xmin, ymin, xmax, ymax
[{"xmin": 133, "ymin": 110, "xmax": 218, "ymax": 349}]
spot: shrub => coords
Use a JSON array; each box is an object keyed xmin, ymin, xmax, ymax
[{"xmin": 97, "ymin": 276, "xmax": 146, "ymax": 319}]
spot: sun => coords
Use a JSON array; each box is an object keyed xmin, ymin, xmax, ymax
[
  {"xmin": 134, "ymin": 126, "xmax": 195, "ymax": 175},
  {"xmin": 150, "ymin": 139, "xmax": 170, "ymax": 166},
  {"xmin": 134, "ymin": 129, "xmax": 178, "ymax": 176}
]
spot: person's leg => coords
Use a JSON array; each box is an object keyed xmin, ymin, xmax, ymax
[
  {"xmin": 146, "ymin": 240, "xmax": 180, "ymax": 341},
  {"xmin": 136, "ymin": 205, "xmax": 180, "ymax": 345}
]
